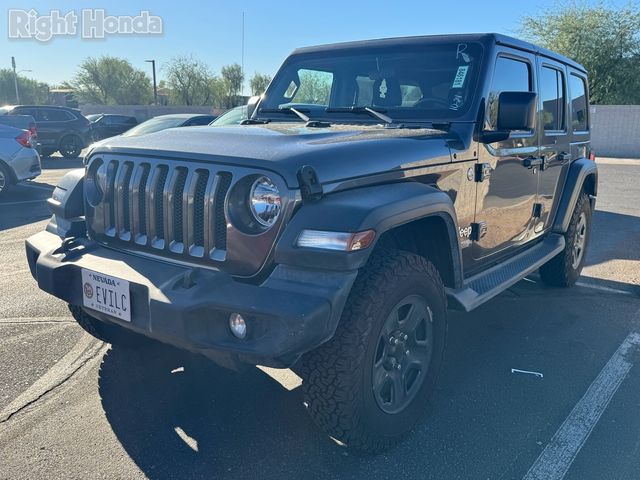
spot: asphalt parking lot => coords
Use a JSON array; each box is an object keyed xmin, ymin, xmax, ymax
[{"xmin": 0, "ymin": 156, "xmax": 638, "ymax": 480}]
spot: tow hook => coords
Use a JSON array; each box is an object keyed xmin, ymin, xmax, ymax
[{"xmin": 52, "ymin": 236, "xmax": 96, "ymax": 261}]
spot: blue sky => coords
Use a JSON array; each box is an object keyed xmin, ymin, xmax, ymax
[{"xmin": 0, "ymin": 0, "xmax": 626, "ymax": 89}]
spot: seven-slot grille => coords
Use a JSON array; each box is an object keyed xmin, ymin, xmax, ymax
[{"xmin": 92, "ymin": 158, "xmax": 232, "ymax": 261}]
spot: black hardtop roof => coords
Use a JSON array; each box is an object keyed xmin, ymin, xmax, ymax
[{"xmin": 291, "ymin": 33, "xmax": 586, "ymax": 73}]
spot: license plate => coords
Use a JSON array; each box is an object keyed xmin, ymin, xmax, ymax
[{"xmin": 81, "ymin": 268, "xmax": 131, "ymax": 322}]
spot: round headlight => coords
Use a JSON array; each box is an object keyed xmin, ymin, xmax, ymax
[
  {"xmin": 96, "ymin": 162, "xmax": 109, "ymax": 194},
  {"xmin": 86, "ymin": 159, "xmax": 107, "ymax": 206},
  {"xmin": 249, "ymin": 176, "xmax": 281, "ymax": 228}
]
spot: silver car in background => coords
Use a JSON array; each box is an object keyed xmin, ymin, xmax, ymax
[{"xmin": 0, "ymin": 124, "xmax": 41, "ymax": 196}]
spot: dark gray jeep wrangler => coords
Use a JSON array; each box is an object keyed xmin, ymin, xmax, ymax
[{"xmin": 26, "ymin": 33, "xmax": 597, "ymax": 453}]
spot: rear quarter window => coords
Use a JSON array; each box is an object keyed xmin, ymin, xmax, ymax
[{"xmin": 570, "ymin": 74, "xmax": 589, "ymax": 132}]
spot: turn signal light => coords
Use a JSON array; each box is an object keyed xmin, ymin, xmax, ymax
[{"xmin": 297, "ymin": 229, "xmax": 376, "ymax": 252}]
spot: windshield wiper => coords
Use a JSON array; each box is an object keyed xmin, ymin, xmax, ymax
[
  {"xmin": 258, "ymin": 107, "xmax": 331, "ymax": 128},
  {"xmin": 325, "ymin": 106, "xmax": 393, "ymax": 124},
  {"xmin": 240, "ymin": 118, "xmax": 270, "ymax": 125},
  {"xmin": 260, "ymin": 107, "xmax": 309, "ymax": 121}
]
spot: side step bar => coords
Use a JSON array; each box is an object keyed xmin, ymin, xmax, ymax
[{"xmin": 446, "ymin": 234, "xmax": 565, "ymax": 312}]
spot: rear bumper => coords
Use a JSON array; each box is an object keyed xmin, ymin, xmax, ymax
[
  {"xmin": 8, "ymin": 147, "xmax": 41, "ymax": 182},
  {"xmin": 26, "ymin": 231, "xmax": 356, "ymax": 368}
]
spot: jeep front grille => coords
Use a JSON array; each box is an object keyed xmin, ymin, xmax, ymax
[{"xmin": 93, "ymin": 158, "xmax": 232, "ymax": 261}]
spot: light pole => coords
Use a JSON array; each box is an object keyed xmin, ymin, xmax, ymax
[
  {"xmin": 11, "ymin": 57, "xmax": 32, "ymax": 105},
  {"xmin": 11, "ymin": 57, "xmax": 19, "ymax": 104},
  {"xmin": 241, "ymin": 12, "xmax": 245, "ymax": 96},
  {"xmin": 145, "ymin": 59, "xmax": 158, "ymax": 105}
]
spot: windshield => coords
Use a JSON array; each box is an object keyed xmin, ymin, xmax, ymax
[
  {"xmin": 0, "ymin": 106, "xmax": 11, "ymax": 115},
  {"xmin": 122, "ymin": 116, "xmax": 185, "ymax": 137},
  {"xmin": 259, "ymin": 41, "xmax": 482, "ymax": 123},
  {"xmin": 86, "ymin": 114, "xmax": 101, "ymax": 122}
]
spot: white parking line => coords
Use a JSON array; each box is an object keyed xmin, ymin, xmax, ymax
[
  {"xmin": 523, "ymin": 313, "xmax": 640, "ymax": 480},
  {"xmin": 575, "ymin": 281, "xmax": 635, "ymax": 296},
  {"xmin": 0, "ymin": 334, "xmax": 105, "ymax": 423}
]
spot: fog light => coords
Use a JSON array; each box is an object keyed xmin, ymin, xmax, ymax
[{"xmin": 229, "ymin": 313, "xmax": 247, "ymax": 339}]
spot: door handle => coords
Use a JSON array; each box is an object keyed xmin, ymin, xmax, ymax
[
  {"xmin": 522, "ymin": 156, "xmax": 545, "ymax": 169},
  {"xmin": 558, "ymin": 152, "xmax": 572, "ymax": 162}
]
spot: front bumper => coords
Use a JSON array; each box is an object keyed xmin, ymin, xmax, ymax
[{"xmin": 26, "ymin": 231, "xmax": 357, "ymax": 368}]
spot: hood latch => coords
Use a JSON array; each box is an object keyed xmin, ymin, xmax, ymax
[{"xmin": 297, "ymin": 165, "xmax": 323, "ymax": 203}]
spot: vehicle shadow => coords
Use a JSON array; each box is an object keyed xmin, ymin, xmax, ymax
[
  {"xmin": 98, "ymin": 344, "xmax": 349, "ymax": 480},
  {"xmin": 41, "ymin": 155, "xmax": 84, "ymax": 169},
  {"xmin": 585, "ymin": 209, "xmax": 640, "ymax": 267},
  {"xmin": 0, "ymin": 185, "xmax": 52, "ymax": 232},
  {"xmin": 97, "ymin": 278, "xmax": 639, "ymax": 480}
]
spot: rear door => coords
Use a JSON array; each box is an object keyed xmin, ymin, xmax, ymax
[
  {"xmin": 473, "ymin": 51, "xmax": 540, "ymax": 261},
  {"xmin": 31, "ymin": 108, "xmax": 74, "ymax": 149},
  {"xmin": 536, "ymin": 58, "xmax": 572, "ymax": 232}
]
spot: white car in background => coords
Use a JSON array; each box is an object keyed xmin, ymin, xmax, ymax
[{"xmin": 0, "ymin": 124, "xmax": 41, "ymax": 196}]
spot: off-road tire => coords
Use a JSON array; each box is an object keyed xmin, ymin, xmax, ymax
[
  {"xmin": 69, "ymin": 305, "xmax": 145, "ymax": 347},
  {"xmin": 301, "ymin": 249, "xmax": 447, "ymax": 454},
  {"xmin": 540, "ymin": 192, "xmax": 592, "ymax": 287}
]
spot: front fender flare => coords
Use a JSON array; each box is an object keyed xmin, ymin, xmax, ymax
[{"xmin": 275, "ymin": 182, "xmax": 463, "ymax": 281}]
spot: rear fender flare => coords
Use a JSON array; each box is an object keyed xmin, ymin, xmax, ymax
[{"xmin": 552, "ymin": 158, "xmax": 598, "ymax": 233}]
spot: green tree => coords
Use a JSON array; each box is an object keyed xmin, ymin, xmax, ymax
[
  {"xmin": 163, "ymin": 55, "xmax": 218, "ymax": 106},
  {"xmin": 0, "ymin": 70, "xmax": 49, "ymax": 105},
  {"xmin": 71, "ymin": 56, "xmax": 152, "ymax": 105},
  {"xmin": 221, "ymin": 63, "xmax": 244, "ymax": 107},
  {"xmin": 520, "ymin": 2, "xmax": 640, "ymax": 104},
  {"xmin": 249, "ymin": 72, "xmax": 272, "ymax": 96}
]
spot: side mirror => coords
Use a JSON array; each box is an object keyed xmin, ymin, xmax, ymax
[
  {"xmin": 246, "ymin": 95, "xmax": 262, "ymax": 119},
  {"xmin": 478, "ymin": 91, "xmax": 537, "ymax": 144},
  {"xmin": 497, "ymin": 91, "xmax": 537, "ymax": 131}
]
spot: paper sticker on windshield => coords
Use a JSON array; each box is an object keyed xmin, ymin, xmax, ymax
[{"xmin": 452, "ymin": 66, "xmax": 469, "ymax": 88}]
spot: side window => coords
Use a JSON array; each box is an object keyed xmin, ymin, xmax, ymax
[
  {"xmin": 287, "ymin": 69, "xmax": 333, "ymax": 106},
  {"xmin": 45, "ymin": 109, "xmax": 74, "ymax": 122},
  {"xmin": 570, "ymin": 74, "xmax": 588, "ymax": 132},
  {"xmin": 487, "ymin": 56, "xmax": 531, "ymax": 130},
  {"xmin": 400, "ymin": 82, "xmax": 423, "ymax": 106},
  {"xmin": 355, "ymin": 75, "xmax": 374, "ymax": 106},
  {"xmin": 540, "ymin": 66, "xmax": 566, "ymax": 131}
]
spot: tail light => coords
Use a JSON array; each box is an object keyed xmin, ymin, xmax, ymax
[
  {"xmin": 29, "ymin": 122, "xmax": 37, "ymax": 137},
  {"xmin": 589, "ymin": 150, "xmax": 596, "ymax": 162},
  {"xmin": 15, "ymin": 131, "xmax": 33, "ymax": 148}
]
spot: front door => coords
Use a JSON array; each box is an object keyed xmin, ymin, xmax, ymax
[{"xmin": 473, "ymin": 52, "xmax": 540, "ymax": 261}]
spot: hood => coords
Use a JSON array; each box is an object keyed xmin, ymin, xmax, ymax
[{"xmin": 88, "ymin": 123, "xmax": 458, "ymax": 188}]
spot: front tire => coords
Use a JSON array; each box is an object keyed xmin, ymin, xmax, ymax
[
  {"xmin": 540, "ymin": 192, "xmax": 592, "ymax": 287},
  {"xmin": 301, "ymin": 249, "xmax": 447, "ymax": 454}
]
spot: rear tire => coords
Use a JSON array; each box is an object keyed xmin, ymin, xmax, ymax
[
  {"xmin": 540, "ymin": 192, "xmax": 592, "ymax": 287},
  {"xmin": 59, "ymin": 135, "xmax": 83, "ymax": 158},
  {"xmin": 301, "ymin": 249, "xmax": 447, "ymax": 454},
  {"xmin": 69, "ymin": 305, "xmax": 145, "ymax": 347}
]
